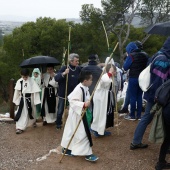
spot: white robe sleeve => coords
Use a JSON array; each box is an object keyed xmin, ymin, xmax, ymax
[
  {"xmin": 68, "ymin": 85, "xmax": 84, "ymax": 116},
  {"xmin": 33, "ymin": 92, "xmax": 41, "ymax": 105},
  {"xmin": 12, "ymin": 89, "xmax": 21, "ymax": 106},
  {"xmin": 49, "ymin": 77, "xmax": 58, "ymax": 88}
]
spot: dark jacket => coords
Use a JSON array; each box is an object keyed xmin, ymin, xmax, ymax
[
  {"xmin": 123, "ymin": 42, "xmax": 148, "ymax": 78},
  {"xmin": 144, "ymin": 37, "xmax": 170, "ymax": 103},
  {"xmin": 55, "ymin": 65, "xmax": 81, "ymax": 98},
  {"xmin": 82, "ymin": 60, "xmax": 102, "ymax": 94}
]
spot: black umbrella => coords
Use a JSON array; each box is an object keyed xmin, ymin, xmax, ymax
[
  {"xmin": 19, "ymin": 56, "xmax": 60, "ymax": 68},
  {"xmin": 144, "ymin": 21, "xmax": 170, "ymax": 36}
]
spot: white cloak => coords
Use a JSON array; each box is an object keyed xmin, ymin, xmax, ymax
[
  {"xmin": 13, "ymin": 77, "xmax": 41, "ymax": 130},
  {"xmin": 61, "ymin": 83, "xmax": 92, "ymax": 156},
  {"xmin": 41, "ymin": 73, "xmax": 58, "ymax": 123},
  {"xmin": 91, "ymin": 73, "xmax": 113, "ymax": 135}
]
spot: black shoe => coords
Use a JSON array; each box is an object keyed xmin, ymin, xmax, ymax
[
  {"xmin": 118, "ymin": 108, "xmax": 129, "ymax": 113},
  {"xmin": 167, "ymin": 149, "xmax": 170, "ymax": 154},
  {"xmin": 43, "ymin": 121, "xmax": 47, "ymax": 126},
  {"xmin": 56, "ymin": 125, "xmax": 62, "ymax": 130},
  {"xmin": 155, "ymin": 161, "xmax": 170, "ymax": 170},
  {"xmin": 130, "ymin": 143, "xmax": 148, "ymax": 150}
]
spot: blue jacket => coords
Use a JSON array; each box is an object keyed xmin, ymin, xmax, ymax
[
  {"xmin": 123, "ymin": 42, "xmax": 138, "ymax": 71},
  {"xmin": 144, "ymin": 37, "xmax": 170, "ymax": 103},
  {"xmin": 123, "ymin": 42, "xmax": 148, "ymax": 78}
]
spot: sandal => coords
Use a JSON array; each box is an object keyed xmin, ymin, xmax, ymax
[{"xmin": 16, "ymin": 129, "xmax": 23, "ymax": 134}]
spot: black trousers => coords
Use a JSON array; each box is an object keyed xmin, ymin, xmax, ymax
[{"xmin": 158, "ymin": 103, "xmax": 170, "ymax": 163}]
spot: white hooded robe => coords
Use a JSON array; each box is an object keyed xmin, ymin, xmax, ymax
[
  {"xmin": 13, "ymin": 77, "xmax": 41, "ymax": 130},
  {"xmin": 41, "ymin": 72, "xmax": 58, "ymax": 123},
  {"xmin": 61, "ymin": 83, "xmax": 92, "ymax": 156},
  {"xmin": 91, "ymin": 73, "xmax": 113, "ymax": 135}
]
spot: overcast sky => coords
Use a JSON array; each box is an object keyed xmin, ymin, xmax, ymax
[{"xmin": 0, "ymin": 0, "xmax": 102, "ymax": 22}]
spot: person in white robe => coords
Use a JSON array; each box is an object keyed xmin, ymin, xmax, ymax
[
  {"xmin": 31, "ymin": 68, "xmax": 41, "ymax": 87},
  {"xmin": 61, "ymin": 70, "xmax": 98, "ymax": 162},
  {"xmin": 13, "ymin": 69, "xmax": 41, "ymax": 134},
  {"xmin": 104, "ymin": 57, "xmax": 122, "ymax": 95},
  {"xmin": 32, "ymin": 68, "xmax": 41, "ymax": 119},
  {"xmin": 41, "ymin": 64, "xmax": 58, "ymax": 125},
  {"xmin": 91, "ymin": 64, "xmax": 117, "ymax": 136}
]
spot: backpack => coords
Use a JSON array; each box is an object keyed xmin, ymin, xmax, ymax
[{"xmin": 154, "ymin": 79, "xmax": 170, "ymax": 106}]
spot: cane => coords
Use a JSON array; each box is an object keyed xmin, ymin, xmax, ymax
[
  {"xmin": 59, "ymin": 42, "xmax": 119, "ymax": 163},
  {"xmin": 102, "ymin": 21, "xmax": 119, "ymax": 135},
  {"xmin": 62, "ymin": 26, "xmax": 71, "ymax": 127}
]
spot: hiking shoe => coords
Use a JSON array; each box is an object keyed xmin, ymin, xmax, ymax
[
  {"xmin": 33, "ymin": 122, "xmax": 37, "ymax": 127},
  {"xmin": 43, "ymin": 121, "xmax": 47, "ymax": 126},
  {"xmin": 124, "ymin": 115, "xmax": 136, "ymax": 121},
  {"xmin": 90, "ymin": 129, "xmax": 100, "ymax": 137},
  {"xmin": 104, "ymin": 131, "xmax": 111, "ymax": 136},
  {"xmin": 155, "ymin": 161, "xmax": 170, "ymax": 170},
  {"xmin": 16, "ymin": 129, "xmax": 23, "ymax": 134},
  {"xmin": 62, "ymin": 148, "xmax": 73, "ymax": 156},
  {"xmin": 85, "ymin": 154, "xmax": 99, "ymax": 162},
  {"xmin": 56, "ymin": 125, "xmax": 62, "ymax": 130},
  {"xmin": 167, "ymin": 149, "xmax": 170, "ymax": 154},
  {"xmin": 130, "ymin": 143, "xmax": 148, "ymax": 150},
  {"xmin": 118, "ymin": 108, "xmax": 129, "ymax": 114}
]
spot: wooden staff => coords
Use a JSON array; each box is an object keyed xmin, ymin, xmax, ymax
[
  {"xmin": 61, "ymin": 47, "xmax": 67, "ymax": 67},
  {"xmin": 59, "ymin": 42, "xmax": 119, "ymax": 163},
  {"xmin": 102, "ymin": 21, "xmax": 119, "ymax": 135},
  {"xmin": 102, "ymin": 21, "xmax": 110, "ymax": 51},
  {"xmin": 63, "ymin": 26, "xmax": 71, "ymax": 126}
]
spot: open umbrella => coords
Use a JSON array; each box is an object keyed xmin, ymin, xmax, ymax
[
  {"xmin": 19, "ymin": 56, "xmax": 60, "ymax": 68},
  {"xmin": 144, "ymin": 21, "xmax": 170, "ymax": 36}
]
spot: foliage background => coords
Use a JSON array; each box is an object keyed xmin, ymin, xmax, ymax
[{"xmin": 0, "ymin": 0, "xmax": 169, "ymax": 103}]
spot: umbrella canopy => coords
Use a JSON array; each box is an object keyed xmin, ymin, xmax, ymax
[
  {"xmin": 144, "ymin": 21, "xmax": 170, "ymax": 36},
  {"xmin": 19, "ymin": 56, "xmax": 60, "ymax": 68}
]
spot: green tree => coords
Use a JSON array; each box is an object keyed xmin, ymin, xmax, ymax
[
  {"xmin": 80, "ymin": 4, "xmax": 111, "ymax": 62},
  {"xmin": 140, "ymin": 0, "xmax": 170, "ymax": 25},
  {"xmin": 0, "ymin": 29, "xmax": 3, "ymax": 46},
  {"xmin": 0, "ymin": 47, "xmax": 13, "ymax": 102}
]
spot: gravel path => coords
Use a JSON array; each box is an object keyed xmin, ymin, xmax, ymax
[{"xmin": 0, "ymin": 118, "xmax": 169, "ymax": 170}]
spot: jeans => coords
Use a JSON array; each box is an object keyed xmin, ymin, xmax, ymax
[
  {"xmin": 158, "ymin": 103, "xmax": 170, "ymax": 163},
  {"xmin": 132, "ymin": 101, "xmax": 154, "ymax": 144},
  {"xmin": 56, "ymin": 98, "xmax": 65, "ymax": 126},
  {"xmin": 129, "ymin": 78, "xmax": 143, "ymax": 119},
  {"xmin": 123, "ymin": 84, "xmax": 130, "ymax": 109}
]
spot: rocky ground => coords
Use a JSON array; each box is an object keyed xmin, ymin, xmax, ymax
[{"xmin": 0, "ymin": 116, "xmax": 169, "ymax": 170}]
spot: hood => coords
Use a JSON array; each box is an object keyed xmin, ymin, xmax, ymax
[
  {"xmin": 32, "ymin": 68, "xmax": 41, "ymax": 76},
  {"xmin": 105, "ymin": 57, "xmax": 115, "ymax": 65},
  {"xmin": 126, "ymin": 42, "xmax": 138, "ymax": 55},
  {"xmin": 160, "ymin": 37, "xmax": 170, "ymax": 58}
]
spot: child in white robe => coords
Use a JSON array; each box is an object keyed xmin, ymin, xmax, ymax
[
  {"xmin": 91, "ymin": 64, "xmax": 117, "ymax": 137},
  {"xmin": 41, "ymin": 64, "xmax": 58, "ymax": 125},
  {"xmin": 32, "ymin": 68, "xmax": 41, "ymax": 119},
  {"xmin": 13, "ymin": 68, "xmax": 41, "ymax": 134},
  {"xmin": 61, "ymin": 70, "xmax": 98, "ymax": 162}
]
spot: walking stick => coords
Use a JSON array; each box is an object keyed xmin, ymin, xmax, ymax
[
  {"xmin": 61, "ymin": 47, "xmax": 67, "ymax": 67},
  {"xmin": 102, "ymin": 21, "xmax": 119, "ymax": 135},
  {"xmin": 102, "ymin": 21, "xmax": 110, "ymax": 51},
  {"xmin": 62, "ymin": 26, "xmax": 71, "ymax": 127},
  {"xmin": 59, "ymin": 42, "xmax": 119, "ymax": 163}
]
